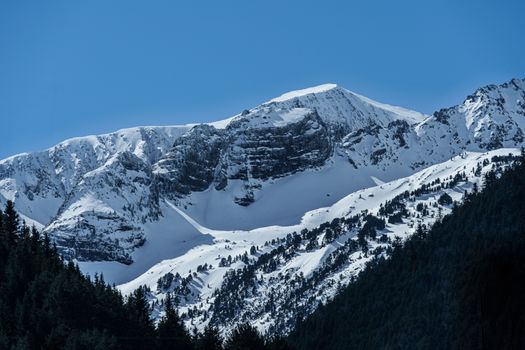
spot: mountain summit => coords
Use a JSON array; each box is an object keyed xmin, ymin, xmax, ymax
[
  {"xmin": 1, "ymin": 78, "xmax": 524, "ymax": 264},
  {"xmin": 0, "ymin": 77, "xmax": 524, "ymax": 334}
]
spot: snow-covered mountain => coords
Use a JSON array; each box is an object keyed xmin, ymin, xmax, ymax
[
  {"xmin": 1, "ymin": 77, "xmax": 524, "ymax": 334},
  {"xmin": 120, "ymin": 148, "xmax": 520, "ymax": 335}
]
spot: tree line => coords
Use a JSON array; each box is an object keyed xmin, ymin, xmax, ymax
[
  {"xmin": 0, "ymin": 200, "xmax": 291, "ymax": 350},
  {"xmin": 288, "ymin": 152, "xmax": 525, "ymax": 349}
]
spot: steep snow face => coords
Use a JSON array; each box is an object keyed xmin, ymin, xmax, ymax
[
  {"xmin": 1, "ymin": 78, "xmax": 524, "ymax": 266},
  {"xmin": 114, "ymin": 148, "xmax": 521, "ymax": 336}
]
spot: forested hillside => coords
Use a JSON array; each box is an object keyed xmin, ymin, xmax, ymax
[
  {"xmin": 2, "ymin": 154, "xmax": 524, "ymax": 349},
  {"xmin": 0, "ymin": 201, "xmax": 288, "ymax": 350},
  {"xmin": 288, "ymin": 152, "xmax": 525, "ymax": 349}
]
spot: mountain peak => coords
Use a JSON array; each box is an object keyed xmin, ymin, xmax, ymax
[
  {"xmin": 1, "ymin": 77, "xmax": 525, "ymax": 337},
  {"xmin": 268, "ymin": 83, "xmax": 339, "ymax": 103}
]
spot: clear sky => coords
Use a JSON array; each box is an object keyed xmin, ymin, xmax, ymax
[{"xmin": 1, "ymin": 0, "xmax": 524, "ymax": 159}]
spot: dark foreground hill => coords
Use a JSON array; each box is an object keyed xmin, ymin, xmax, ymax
[{"xmin": 288, "ymin": 153, "xmax": 525, "ymax": 349}]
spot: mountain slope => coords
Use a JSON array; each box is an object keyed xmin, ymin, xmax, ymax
[
  {"xmin": 0, "ymin": 125, "xmax": 192, "ymax": 263},
  {"xmin": 116, "ymin": 148, "xmax": 520, "ymax": 335},
  {"xmin": 0, "ymin": 77, "xmax": 524, "ymax": 336},
  {"xmin": 288, "ymin": 152, "xmax": 525, "ymax": 350},
  {"xmin": 1, "ymin": 78, "xmax": 524, "ymax": 265}
]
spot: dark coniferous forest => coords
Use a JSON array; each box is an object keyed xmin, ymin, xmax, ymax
[
  {"xmin": 1, "ymin": 154, "xmax": 525, "ymax": 349},
  {"xmin": 0, "ymin": 201, "xmax": 288, "ymax": 349},
  {"xmin": 288, "ymin": 153, "xmax": 525, "ymax": 349}
]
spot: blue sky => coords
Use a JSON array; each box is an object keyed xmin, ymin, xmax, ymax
[{"xmin": 1, "ymin": 0, "xmax": 524, "ymax": 158}]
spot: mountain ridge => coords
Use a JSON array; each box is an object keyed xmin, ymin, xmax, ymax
[
  {"xmin": 1, "ymin": 77, "xmax": 524, "ymax": 262},
  {"xmin": 1, "ymin": 76, "xmax": 524, "ymax": 335}
]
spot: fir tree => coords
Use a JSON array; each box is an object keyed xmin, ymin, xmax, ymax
[
  {"xmin": 224, "ymin": 323, "xmax": 265, "ymax": 350},
  {"xmin": 157, "ymin": 292, "xmax": 193, "ymax": 350},
  {"xmin": 194, "ymin": 324, "xmax": 223, "ymax": 350},
  {"xmin": 3, "ymin": 200, "xmax": 19, "ymax": 244},
  {"xmin": 0, "ymin": 208, "xmax": 6, "ymax": 268},
  {"xmin": 124, "ymin": 286, "xmax": 156, "ymax": 349}
]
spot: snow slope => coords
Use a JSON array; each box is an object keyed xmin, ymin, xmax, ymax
[
  {"xmin": 116, "ymin": 148, "xmax": 520, "ymax": 335},
  {"xmin": 0, "ymin": 77, "xmax": 524, "ymax": 335}
]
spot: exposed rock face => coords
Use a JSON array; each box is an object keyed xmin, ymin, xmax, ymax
[
  {"xmin": 48, "ymin": 150, "xmax": 157, "ymax": 264},
  {"xmin": 154, "ymin": 124, "xmax": 226, "ymax": 196},
  {"xmin": 227, "ymin": 111, "xmax": 332, "ymax": 180},
  {"xmin": 0, "ymin": 126, "xmax": 188, "ymax": 262},
  {"xmin": 0, "ymin": 78, "xmax": 524, "ymax": 263},
  {"xmin": 154, "ymin": 110, "xmax": 333, "ymax": 200}
]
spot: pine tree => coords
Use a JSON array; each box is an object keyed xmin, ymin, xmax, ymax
[
  {"xmin": 414, "ymin": 223, "xmax": 426, "ymax": 239},
  {"xmin": 125, "ymin": 286, "xmax": 156, "ymax": 349},
  {"xmin": 3, "ymin": 200, "xmax": 19, "ymax": 244},
  {"xmin": 0, "ymin": 209, "xmax": 4, "ymax": 236},
  {"xmin": 437, "ymin": 192, "xmax": 453, "ymax": 206},
  {"xmin": 42, "ymin": 231, "xmax": 51, "ymax": 256},
  {"xmin": 194, "ymin": 324, "xmax": 223, "ymax": 350},
  {"xmin": 267, "ymin": 336, "xmax": 295, "ymax": 350},
  {"xmin": 224, "ymin": 323, "xmax": 265, "ymax": 350},
  {"xmin": 0, "ymin": 209, "xmax": 6, "ymax": 267},
  {"xmin": 157, "ymin": 293, "xmax": 192, "ymax": 350},
  {"xmin": 30, "ymin": 225, "xmax": 40, "ymax": 251}
]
